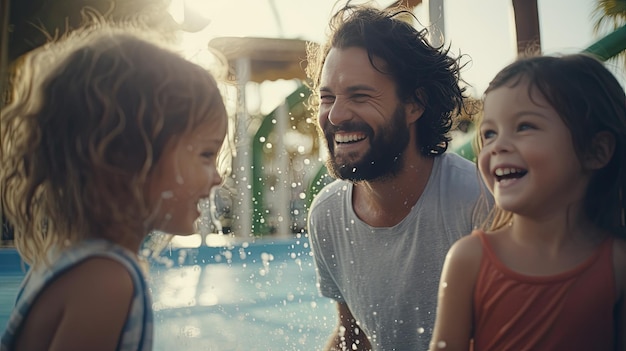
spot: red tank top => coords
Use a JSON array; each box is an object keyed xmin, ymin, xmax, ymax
[{"xmin": 472, "ymin": 230, "xmax": 616, "ymax": 351}]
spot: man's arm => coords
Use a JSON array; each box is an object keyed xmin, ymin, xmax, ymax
[{"xmin": 325, "ymin": 302, "xmax": 372, "ymax": 351}]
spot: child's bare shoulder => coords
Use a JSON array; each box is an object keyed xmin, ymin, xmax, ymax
[
  {"xmin": 62, "ymin": 257, "xmax": 134, "ymax": 300},
  {"xmin": 448, "ymin": 231, "xmax": 484, "ymax": 263},
  {"xmin": 39, "ymin": 257, "xmax": 135, "ymax": 318},
  {"xmin": 18, "ymin": 257, "xmax": 135, "ymax": 347}
]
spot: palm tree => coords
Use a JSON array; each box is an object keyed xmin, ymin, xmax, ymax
[
  {"xmin": 593, "ymin": 0, "xmax": 626, "ymax": 33},
  {"xmin": 591, "ymin": 0, "xmax": 626, "ymax": 64}
]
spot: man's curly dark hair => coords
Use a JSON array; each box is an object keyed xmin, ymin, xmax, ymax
[{"xmin": 306, "ymin": 2, "xmax": 472, "ymax": 156}]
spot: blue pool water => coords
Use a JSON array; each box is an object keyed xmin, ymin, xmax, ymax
[{"xmin": 0, "ymin": 237, "xmax": 336, "ymax": 350}]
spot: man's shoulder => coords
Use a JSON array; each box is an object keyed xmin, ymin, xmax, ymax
[
  {"xmin": 308, "ymin": 179, "xmax": 349, "ymax": 213},
  {"xmin": 435, "ymin": 152, "xmax": 484, "ymax": 194},
  {"xmin": 310, "ymin": 179, "xmax": 349, "ymax": 202},
  {"xmin": 438, "ymin": 153, "xmax": 480, "ymax": 180},
  {"xmin": 439, "ymin": 152, "xmax": 477, "ymax": 171}
]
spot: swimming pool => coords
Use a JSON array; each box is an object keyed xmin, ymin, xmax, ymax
[{"xmin": 0, "ymin": 235, "xmax": 336, "ymax": 350}]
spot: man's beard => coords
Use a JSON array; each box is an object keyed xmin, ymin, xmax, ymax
[{"xmin": 323, "ymin": 104, "xmax": 410, "ymax": 182}]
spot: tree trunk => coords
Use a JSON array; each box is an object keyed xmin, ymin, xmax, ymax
[{"xmin": 512, "ymin": 0, "xmax": 542, "ymax": 56}]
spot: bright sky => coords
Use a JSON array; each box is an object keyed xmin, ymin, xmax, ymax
[{"xmin": 173, "ymin": 0, "xmax": 625, "ymax": 105}]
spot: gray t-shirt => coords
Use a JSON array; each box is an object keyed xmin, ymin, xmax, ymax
[{"xmin": 308, "ymin": 152, "xmax": 486, "ymax": 351}]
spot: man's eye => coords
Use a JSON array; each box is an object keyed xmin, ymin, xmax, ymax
[
  {"xmin": 319, "ymin": 95, "xmax": 335, "ymax": 104},
  {"xmin": 352, "ymin": 94, "xmax": 368, "ymax": 102}
]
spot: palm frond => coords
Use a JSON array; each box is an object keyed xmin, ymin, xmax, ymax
[
  {"xmin": 593, "ymin": 0, "xmax": 626, "ymax": 32},
  {"xmin": 591, "ymin": 0, "xmax": 626, "ymax": 66}
]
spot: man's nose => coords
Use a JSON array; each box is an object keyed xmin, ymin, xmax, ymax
[{"xmin": 327, "ymin": 98, "xmax": 353, "ymax": 126}]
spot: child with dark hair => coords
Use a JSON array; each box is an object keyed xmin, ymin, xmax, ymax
[{"xmin": 430, "ymin": 53, "xmax": 626, "ymax": 350}]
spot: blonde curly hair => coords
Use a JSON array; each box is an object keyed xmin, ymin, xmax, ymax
[{"xmin": 1, "ymin": 23, "xmax": 227, "ymax": 266}]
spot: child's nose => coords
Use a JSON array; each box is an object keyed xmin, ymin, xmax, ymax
[
  {"xmin": 211, "ymin": 171, "xmax": 223, "ymax": 188},
  {"xmin": 490, "ymin": 136, "xmax": 512, "ymax": 154}
]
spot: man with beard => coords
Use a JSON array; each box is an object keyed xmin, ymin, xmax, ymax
[{"xmin": 306, "ymin": 4, "xmax": 488, "ymax": 351}]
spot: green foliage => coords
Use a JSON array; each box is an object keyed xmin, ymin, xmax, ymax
[{"xmin": 592, "ymin": 0, "xmax": 626, "ymax": 65}]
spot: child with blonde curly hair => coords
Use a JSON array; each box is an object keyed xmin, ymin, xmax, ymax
[{"xmin": 0, "ymin": 24, "xmax": 228, "ymax": 351}]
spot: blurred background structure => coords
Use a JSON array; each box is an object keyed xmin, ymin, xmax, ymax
[{"xmin": 1, "ymin": 0, "xmax": 624, "ymax": 243}]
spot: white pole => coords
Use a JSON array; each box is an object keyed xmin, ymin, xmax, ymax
[
  {"xmin": 425, "ymin": 0, "xmax": 445, "ymax": 47},
  {"xmin": 233, "ymin": 57, "xmax": 253, "ymax": 238},
  {"xmin": 274, "ymin": 101, "xmax": 291, "ymax": 238}
]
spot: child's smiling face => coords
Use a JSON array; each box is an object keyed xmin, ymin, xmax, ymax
[
  {"xmin": 478, "ymin": 79, "xmax": 591, "ymax": 218},
  {"xmin": 146, "ymin": 115, "xmax": 227, "ymax": 235}
]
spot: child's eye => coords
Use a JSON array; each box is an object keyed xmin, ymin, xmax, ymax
[
  {"xmin": 481, "ymin": 129, "xmax": 496, "ymax": 140},
  {"xmin": 517, "ymin": 123, "xmax": 535, "ymax": 131},
  {"xmin": 201, "ymin": 151, "xmax": 216, "ymax": 159}
]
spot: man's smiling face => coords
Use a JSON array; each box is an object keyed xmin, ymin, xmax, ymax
[{"xmin": 318, "ymin": 46, "xmax": 411, "ymax": 181}]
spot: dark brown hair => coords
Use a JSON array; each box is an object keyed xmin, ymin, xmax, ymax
[
  {"xmin": 480, "ymin": 54, "xmax": 626, "ymax": 238},
  {"xmin": 306, "ymin": 2, "xmax": 471, "ymax": 156}
]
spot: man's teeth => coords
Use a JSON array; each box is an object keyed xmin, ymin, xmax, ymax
[
  {"xmin": 495, "ymin": 167, "xmax": 524, "ymax": 176},
  {"xmin": 335, "ymin": 133, "xmax": 365, "ymax": 143}
]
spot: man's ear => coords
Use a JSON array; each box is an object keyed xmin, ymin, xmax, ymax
[
  {"xmin": 405, "ymin": 88, "xmax": 426, "ymax": 124},
  {"xmin": 584, "ymin": 131, "xmax": 615, "ymax": 170}
]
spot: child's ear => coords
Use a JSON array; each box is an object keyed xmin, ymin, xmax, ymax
[{"xmin": 584, "ymin": 131, "xmax": 615, "ymax": 170}]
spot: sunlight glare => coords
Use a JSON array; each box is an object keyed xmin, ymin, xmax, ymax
[{"xmin": 170, "ymin": 234, "xmax": 202, "ymax": 248}]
